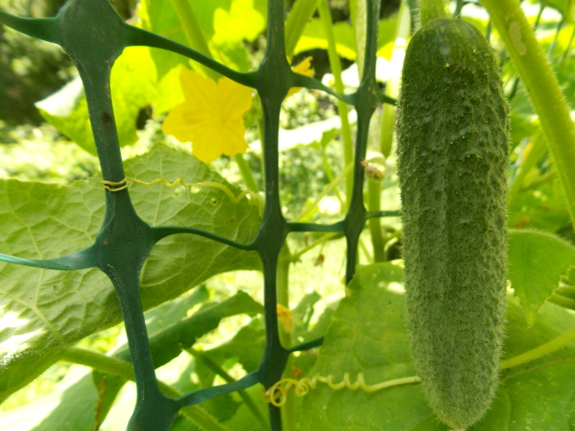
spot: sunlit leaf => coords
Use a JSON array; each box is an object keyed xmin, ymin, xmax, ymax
[
  {"xmin": 0, "ymin": 144, "xmax": 261, "ymax": 402},
  {"xmin": 37, "ymin": 47, "xmax": 161, "ymax": 155},
  {"xmin": 508, "ymin": 229, "xmax": 575, "ymax": 326},
  {"xmin": 299, "ymin": 263, "xmax": 575, "ymax": 430}
]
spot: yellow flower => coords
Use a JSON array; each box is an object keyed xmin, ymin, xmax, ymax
[
  {"xmin": 162, "ymin": 67, "xmax": 252, "ymax": 163},
  {"xmin": 287, "ymin": 57, "xmax": 314, "ymax": 97}
]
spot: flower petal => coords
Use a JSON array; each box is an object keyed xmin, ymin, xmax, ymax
[
  {"xmin": 287, "ymin": 57, "xmax": 314, "ymax": 97},
  {"xmin": 217, "ymin": 77, "xmax": 253, "ymax": 117},
  {"xmin": 180, "ymin": 67, "xmax": 217, "ymax": 109},
  {"xmin": 163, "ymin": 67, "xmax": 252, "ymax": 163}
]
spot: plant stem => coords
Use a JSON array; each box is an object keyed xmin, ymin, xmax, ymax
[
  {"xmin": 60, "ymin": 347, "xmax": 233, "ymax": 431},
  {"xmin": 454, "ymin": 0, "xmax": 464, "ymax": 18},
  {"xmin": 500, "ymin": 326, "xmax": 575, "ymax": 369},
  {"xmin": 291, "ymin": 232, "xmax": 339, "ymax": 261},
  {"xmin": 367, "ymin": 180, "xmax": 385, "ymax": 261},
  {"xmin": 234, "ymin": 154, "xmax": 260, "ymax": 193},
  {"xmin": 349, "ymin": 0, "xmax": 367, "ymax": 77},
  {"xmin": 548, "ymin": 293, "xmax": 575, "ymax": 309},
  {"xmin": 276, "ymin": 244, "xmax": 297, "ymax": 431},
  {"xmin": 285, "ymin": 0, "xmax": 321, "ymax": 58},
  {"xmin": 419, "ymin": 0, "xmax": 447, "ymax": 26},
  {"xmin": 171, "ymin": 0, "xmax": 219, "ymax": 80},
  {"xmin": 318, "ymin": 0, "xmax": 354, "ymax": 209},
  {"xmin": 186, "ymin": 349, "xmax": 268, "ymax": 429},
  {"xmin": 481, "ymin": 0, "xmax": 575, "ymax": 232},
  {"xmin": 508, "ymin": 129, "xmax": 547, "ymax": 205},
  {"xmin": 296, "ymin": 163, "xmax": 353, "ymax": 222},
  {"xmin": 320, "ymin": 145, "xmax": 346, "ymax": 207},
  {"xmin": 380, "ymin": 1, "xmax": 409, "ymax": 158}
]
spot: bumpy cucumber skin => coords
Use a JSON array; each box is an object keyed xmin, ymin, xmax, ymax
[{"xmin": 397, "ymin": 19, "xmax": 508, "ymax": 429}]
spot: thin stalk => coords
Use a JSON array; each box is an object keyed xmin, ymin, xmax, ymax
[
  {"xmin": 380, "ymin": 1, "xmax": 409, "ymax": 158},
  {"xmin": 320, "ymin": 146, "xmax": 346, "ymax": 207},
  {"xmin": 171, "ymin": 0, "xmax": 219, "ymax": 80},
  {"xmin": 349, "ymin": 0, "xmax": 367, "ymax": 77},
  {"xmin": 285, "ymin": 0, "xmax": 321, "ymax": 58},
  {"xmin": 508, "ymin": 129, "xmax": 547, "ymax": 205},
  {"xmin": 186, "ymin": 349, "xmax": 268, "ymax": 429},
  {"xmin": 60, "ymin": 347, "xmax": 232, "ymax": 431},
  {"xmin": 481, "ymin": 0, "xmax": 575, "ymax": 232},
  {"xmin": 358, "ymin": 237, "xmax": 373, "ymax": 262},
  {"xmin": 420, "ymin": 0, "xmax": 447, "ymax": 26},
  {"xmin": 548, "ymin": 17, "xmax": 564, "ymax": 58},
  {"xmin": 296, "ymin": 163, "xmax": 354, "ymax": 222},
  {"xmin": 291, "ymin": 232, "xmax": 338, "ymax": 262},
  {"xmin": 559, "ymin": 23, "xmax": 575, "ymax": 70},
  {"xmin": 276, "ymin": 244, "xmax": 297, "ymax": 431},
  {"xmin": 500, "ymin": 326, "xmax": 575, "ymax": 369},
  {"xmin": 548, "ymin": 293, "xmax": 575, "ymax": 309},
  {"xmin": 454, "ymin": 0, "xmax": 464, "ymax": 18},
  {"xmin": 318, "ymin": 0, "xmax": 354, "ymax": 209},
  {"xmin": 234, "ymin": 154, "xmax": 260, "ymax": 193},
  {"xmin": 367, "ymin": 180, "xmax": 385, "ymax": 261}
]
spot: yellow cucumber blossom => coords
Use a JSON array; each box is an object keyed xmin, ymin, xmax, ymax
[
  {"xmin": 162, "ymin": 67, "xmax": 252, "ymax": 163},
  {"xmin": 287, "ymin": 57, "xmax": 314, "ymax": 97}
]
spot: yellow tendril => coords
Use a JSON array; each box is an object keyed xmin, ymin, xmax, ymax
[
  {"xmin": 263, "ymin": 373, "xmax": 421, "ymax": 407},
  {"xmin": 99, "ymin": 177, "xmax": 263, "ymax": 210},
  {"xmin": 100, "ymin": 178, "xmax": 129, "ymax": 192}
]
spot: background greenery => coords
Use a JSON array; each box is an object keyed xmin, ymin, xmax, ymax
[{"xmin": 1, "ymin": 0, "xmax": 575, "ymax": 430}]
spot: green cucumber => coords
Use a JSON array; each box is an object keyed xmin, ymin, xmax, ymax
[{"xmin": 396, "ymin": 18, "xmax": 509, "ymax": 429}]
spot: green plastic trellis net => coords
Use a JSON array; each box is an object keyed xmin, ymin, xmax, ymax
[{"xmin": 0, "ymin": 0, "xmax": 394, "ymax": 430}]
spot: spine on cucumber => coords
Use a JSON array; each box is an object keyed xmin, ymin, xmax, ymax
[{"xmin": 397, "ymin": 19, "xmax": 508, "ymax": 429}]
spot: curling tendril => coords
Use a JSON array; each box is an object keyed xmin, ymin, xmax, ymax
[{"xmin": 263, "ymin": 373, "xmax": 421, "ymax": 407}]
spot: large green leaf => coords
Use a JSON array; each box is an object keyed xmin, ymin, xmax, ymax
[
  {"xmin": 508, "ymin": 229, "xmax": 575, "ymax": 326},
  {"xmin": 37, "ymin": 47, "xmax": 167, "ymax": 155},
  {"xmin": 0, "ymin": 289, "xmax": 262, "ymax": 431},
  {"xmin": 0, "ymin": 144, "xmax": 261, "ymax": 402},
  {"xmin": 299, "ymin": 263, "xmax": 575, "ymax": 430}
]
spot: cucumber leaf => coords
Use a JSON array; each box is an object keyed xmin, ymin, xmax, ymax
[
  {"xmin": 0, "ymin": 144, "xmax": 261, "ymax": 403},
  {"xmin": 37, "ymin": 47, "xmax": 162, "ymax": 155},
  {"xmin": 508, "ymin": 229, "xmax": 575, "ymax": 326},
  {"xmin": 299, "ymin": 263, "xmax": 575, "ymax": 431}
]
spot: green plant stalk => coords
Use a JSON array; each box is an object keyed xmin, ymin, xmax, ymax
[
  {"xmin": 420, "ymin": 0, "xmax": 448, "ymax": 26},
  {"xmin": 172, "ymin": 0, "xmax": 259, "ymax": 195},
  {"xmin": 548, "ymin": 293, "xmax": 575, "ymax": 309},
  {"xmin": 296, "ymin": 163, "xmax": 353, "ymax": 221},
  {"xmin": 318, "ymin": 0, "xmax": 354, "ymax": 209},
  {"xmin": 380, "ymin": 1, "xmax": 410, "ymax": 158},
  {"xmin": 481, "ymin": 0, "xmax": 575, "ymax": 231},
  {"xmin": 367, "ymin": 180, "xmax": 385, "ymax": 261},
  {"xmin": 171, "ymin": 0, "xmax": 218, "ymax": 80},
  {"xmin": 508, "ymin": 129, "xmax": 547, "ymax": 205},
  {"xmin": 285, "ymin": 0, "xmax": 321, "ymax": 58},
  {"xmin": 368, "ymin": 1, "xmax": 410, "ymax": 263},
  {"xmin": 500, "ymin": 325, "xmax": 575, "ymax": 369},
  {"xmin": 234, "ymin": 154, "xmax": 259, "ymax": 193},
  {"xmin": 559, "ymin": 23, "xmax": 575, "ymax": 70},
  {"xmin": 349, "ymin": 0, "xmax": 367, "ymax": 77},
  {"xmin": 186, "ymin": 349, "xmax": 268, "ymax": 428},
  {"xmin": 291, "ymin": 232, "xmax": 339, "ymax": 262},
  {"xmin": 60, "ymin": 347, "xmax": 232, "ymax": 431},
  {"xmin": 454, "ymin": 0, "xmax": 464, "ymax": 18},
  {"xmin": 320, "ymin": 145, "xmax": 346, "ymax": 207},
  {"xmin": 276, "ymin": 244, "xmax": 297, "ymax": 431}
]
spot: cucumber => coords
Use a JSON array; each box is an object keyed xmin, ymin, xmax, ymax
[{"xmin": 396, "ymin": 19, "xmax": 509, "ymax": 429}]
